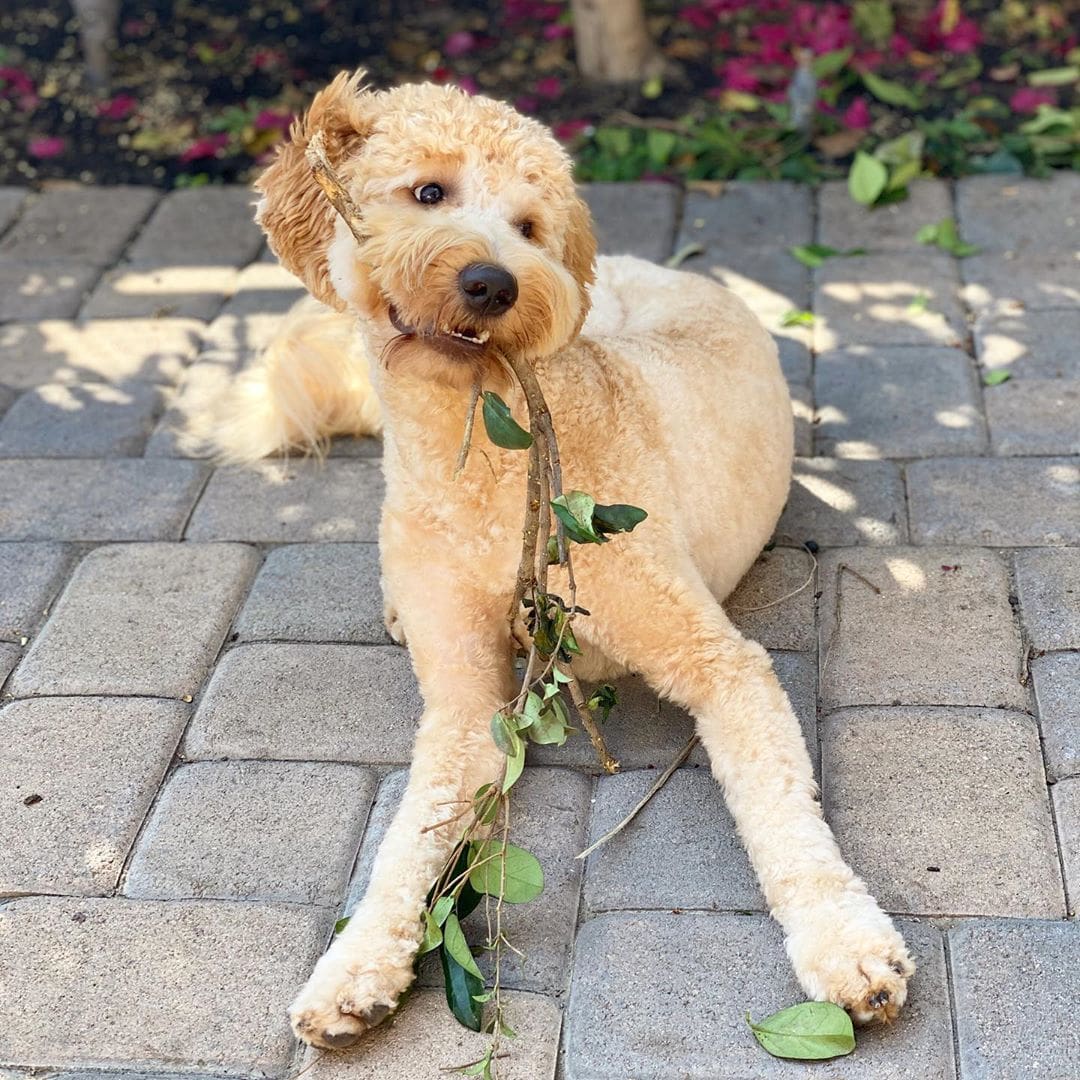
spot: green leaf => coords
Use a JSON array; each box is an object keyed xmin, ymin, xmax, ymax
[
  {"xmin": 641, "ymin": 75, "xmax": 664, "ymax": 100},
  {"xmin": 418, "ymin": 908, "xmax": 443, "ymax": 955},
  {"xmin": 468, "ymin": 840, "xmax": 544, "ymax": 903},
  {"xmin": 983, "ymin": 369, "xmax": 1012, "ymax": 386},
  {"xmin": 907, "ymin": 291, "xmax": 930, "ymax": 313},
  {"xmin": 586, "ymin": 683, "xmax": 618, "ymax": 723},
  {"xmin": 1028, "ymin": 66, "xmax": 1079, "ymax": 87},
  {"xmin": 916, "ymin": 223, "xmax": 939, "ymax": 245},
  {"xmin": 440, "ymin": 938, "xmax": 484, "ymax": 1032},
  {"xmin": 917, "ymin": 218, "xmax": 980, "ymax": 257},
  {"xmin": 481, "ymin": 391, "xmax": 532, "ymax": 450},
  {"xmin": 432, "ymin": 895, "xmax": 454, "ymax": 926},
  {"xmin": 852, "ymin": 0, "xmax": 893, "ymax": 48},
  {"xmin": 442, "ymin": 912, "xmax": 484, "ymax": 979},
  {"xmin": 527, "ymin": 694, "xmax": 572, "ymax": 746},
  {"xmin": 593, "ymin": 502, "xmax": 648, "ymax": 534},
  {"xmin": 502, "ymin": 735, "xmax": 525, "ymax": 792},
  {"xmin": 861, "ymin": 71, "xmax": 921, "ymax": 110},
  {"xmin": 780, "ymin": 309, "xmax": 815, "ymax": 328},
  {"xmin": 551, "ymin": 491, "xmax": 606, "ymax": 544},
  {"xmin": 848, "ymin": 151, "xmax": 888, "ymax": 206},
  {"xmin": 811, "ymin": 47, "xmax": 853, "ymax": 80},
  {"xmin": 789, "ymin": 244, "xmax": 866, "ymax": 269},
  {"xmin": 748, "ymin": 1002, "xmax": 856, "ymax": 1061},
  {"xmin": 490, "ymin": 712, "xmax": 520, "ymax": 755},
  {"xmin": 333, "ymin": 916, "xmax": 350, "ymax": 935},
  {"xmin": 645, "ymin": 127, "xmax": 677, "ymax": 167}
]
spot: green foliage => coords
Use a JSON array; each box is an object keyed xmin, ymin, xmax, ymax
[
  {"xmin": 550, "ymin": 491, "xmax": 648, "ymax": 546},
  {"xmin": 852, "ymin": 0, "xmax": 893, "ymax": 48},
  {"xmin": 748, "ymin": 1002, "xmax": 856, "ymax": 1060},
  {"xmin": 789, "ymin": 244, "xmax": 866, "ymax": 269},
  {"xmin": 482, "ymin": 391, "xmax": 532, "ymax": 450},
  {"xmin": 848, "ymin": 151, "xmax": 889, "ymax": 205},
  {"xmin": 983, "ymin": 369, "xmax": 1012, "ymax": 386},
  {"xmin": 916, "ymin": 218, "xmax": 980, "ymax": 257},
  {"xmin": 780, "ymin": 309, "xmax": 815, "ymax": 327},
  {"xmin": 468, "ymin": 841, "xmax": 544, "ymax": 903}
]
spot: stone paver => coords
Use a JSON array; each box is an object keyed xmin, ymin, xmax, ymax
[
  {"xmin": 1053, "ymin": 778, "xmax": 1080, "ymax": 915},
  {"xmin": 961, "ymin": 252, "xmax": 1080, "ymax": 312},
  {"xmin": 183, "ymin": 643, "xmax": 421, "ymax": 762},
  {"xmin": 9, "ymin": 543, "xmax": 258, "ymax": 697},
  {"xmin": 81, "ymin": 262, "xmax": 238, "ymax": 321},
  {"xmin": 907, "ymin": 457, "xmax": 1080, "ymax": 546},
  {"xmin": 0, "ymin": 643, "xmax": 17, "ymax": 684},
  {"xmin": 685, "ymin": 248, "xmax": 811, "ymax": 328},
  {"xmin": 779, "ymin": 457, "xmax": 907, "ymax": 546},
  {"xmin": 0, "ymin": 318, "xmax": 201, "ymax": 388},
  {"xmin": 818, "ymin": 179, "xmax": 953, "ymax": 251},
  {"xmin": 818, "ymin": 547, "xmax": 1026, "ymax": 710},
  {"xmin": 0, "ymin": 187, "xmax": 26, "ymax": 233},
  {"xmin": 200, "ymin": 262, "xmax": 306, "ymax": 355},
  {"xmin": 1013, "ymin": 548, "xmax": 1080, "ymax": 651},
  {"xmin": 299, "ymin": 990, "xmax": 561, "ymax": 1080},
  {"xmin": 0, "ymin": 186, "xmax": 160, "ymax": 265},
  {"xmin": 950, "ymin": 920, "xmax": 1080, "ymax": 1080},
  {"xmin": 566, "ymin": 913, "xmax": 953, "ymax": 1080},
  {"xmin": 582, "ymin": 182, "xmax": 678, "ymax": 262},
  {"xmin": 681, "ymin": 182, "xmax": 814, "ymax": 249},
  {"xmin": 726, "ymin": 546, "xmax": 816, "ymax": 651},
  {"xmin": 234, "ymin": 542, "xmax": 388, "ymax": 642},
  {"xmin": 974, "ymin": 307, "xmax": 1080, "ymax": 378},
  {"xmin": 0, "ymin": 381, "xmax": 164, "ymax": 457},
  {"xmin": 0, "ymin": 896, "xmax": 329, "ymax": 1074},
  {"xmin": 823, "ymin": 707, "xmax": 1064, "ymax": 917},
  {"xmin": 124, "ymin": 761, "xmax": 375, "ymax": 905},
  {"xmin": 186, "ymin": 460, "xmax": 384, "ymax": 541},
  {"xmin": 815, "ymin": 346, "xmax": 987, "ymax": 459},
  {"xmin": 984, "ymin": 377, "xmax": 1080, "ymax": 455},
  {"xmin": 956, "ymin": 174, "xmax": 1080, "ymax": 253},
  {"xmin": 814, "ymin": 252, "xmax": 964, "ymax": 350},
  {"xmin": 125, "ymin": 188, "xmax": 264, "ymax": 265},
  {"xmin": 0, "ymin": 459, "xmax": 208, "ymax": 540},
  {"xmin": 0, "ymin": 262, "xmax": 101, "ymax": 320},
  {"xmin": 0, "ymin": 697, "xmax": 187, "ymax": 895},
  {"xmin": 0, "ymin": 541, "xmax": 76, "ymax": 642},
  {"xmin": 1030, "ymin": 651, "xmax": 1080, "ymax": 781},
  {"xmin": 144, "ymin": 351, "xmax": 244, "ymax": 458}
]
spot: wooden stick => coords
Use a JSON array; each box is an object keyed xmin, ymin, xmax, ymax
[{"xmin": 304, "ymin": 130, "xmax": 368, "ymax": 245}]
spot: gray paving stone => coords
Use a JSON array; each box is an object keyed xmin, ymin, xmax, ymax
[
  {"xmin": 0, "ymin": 187, "xmax": 26, "ymax": 234},
  {"xmin": 125, "ymin": 760, "xmax": 374, "ymax": 905},
  {"xmin": 0, "ymin": 381, "xmax": 164, "ymax": 457},
  {"xmin": 974, "ymin": 307, "xmax": 1080, "ymax": 379},
  {"xmin": 956, "ymin": 173, "xmax": 1080, "ymax": 253},
  {"xmin": 1053, "ymin": 777, "xmax": 1080, "ymax": 915},
  {"xmin": 186, "ymin": 460, "xmax": 384, "ymax": 542},
  {"xmin": 0, "ymin": 186, "xmax": 159, "ymax": 265},
  {"xmin": 0, "ymin": 644, "xmax": 17, "ymax": 685},
  {"xmin": 144, "ymin": 351, "xmax": 244, "ymax": 458},
  {"xmin": 814, "ymin": 252, "xmax": 964, "ymax": 351},
  {"xmin": 584, "ymin": 766, "xmax": 763, "ymax": 914},
  {"xmin": 235, "ymin": 542, "xmax": 388, "ymax": 643},
  {"xmin": 815, "ymin": 346, "xmax": 987, "ymax": 459},
  {"xmin": 681, "ymin": 183, "xmax": 813, "ymax": 249},
  {"xmin": 0, "ymin": 459, "xmax": 208, "ymax": 540},
  {"xmin": 345, "ymin": 767, "xmax": 590, "ymax": 995},
  {"xmin": 726, "ymin": 546, "xmax": 816, "ymax": 651},
  {"xmin": 818, "ymin": 547, "xmax": 1026, "ymax": 711},
  {"xmin": 582, "ymin": 182, "xmax": 678, "ymax": 261},
  {"xmin": 778, "ymin": 457, "xmax": 907, "ymax": 546},
  {"xmin": 961, "ymin": 252, "xmax": 1080, "ymax": 313},
  {"xmin": 790, "ymin": 382, "xmax": 812, "ymax": 456},
  {"xmin": 0, "ymin": 385, "xmax": 14, "ymax": 419},
  {"xmin": 818, "ymin": 179, "xmax": 954, "ymax": 251},
  {"xmin": 0, "ymin": 896, "xmax": 329, "ymax": 1074},
  {"xmin": 907, "ymin": 457, "xmax": 1080, "ymax": 546},
  {"xmin": 0, "ymin": 697, "xmax": 186, "ymax": 896},
  {"xmin": 9, "ymin": 542, "xmax": 258, "ymax": 698},
  {"xmin": 0, "ymin": 541, "xmax": 76, "ymax": 642},
  {"xmin": 0, "ymin": 318, "xmax": 201, "ymax": 389},
  {"xmin": 984, "ymin": 377, "xmax": 1080, "ymax": 455},
  {"xmin": 1031, "ymin": 651, "xmax": 1080, "ymax": 782},
  {"xmin": 1014, "ymin": 549, "xmax": 1080, "ymax": 652},
  {"xmin": 183, "ymin": 643, "xmax": 421, "ymax": 763},
  {"xmin": 327, "ymin": 434, "xmax": 384, "ymax": 457},
  {"xmin": 777, "ymin": 335, "xmax": 811, "ymax": 386},
  {"xmin": 565, "ymin": 912, "xmax": 953, "ymax": 1080},
  {"xmin": 950, "ymin": 919, "xmax": 1080, "ymax": 1080},
  {"xmin": 0, "ymin": 262, "xmax": 101, "ymax": 320},
  {"xmin": 298, "ymin": 989, "xmax": 560, "ymax": 1080},
  {"xmin": 683, "ymin": 247, "xmax": 811, "ymax": 328},
  {"xmin": 125, "ymin": 187, "xmax": 263, "ymax": 266},
  {"xmin": 80, "ymin": 262, "xmax": 238, "ymax": 321},
  {"xmin": 199, "ymin": 262, "xmax": 307, "ymax": 356},
  {"xmin": 823, "ymin": 707, "xmax": 1064, "ymax": 916}
]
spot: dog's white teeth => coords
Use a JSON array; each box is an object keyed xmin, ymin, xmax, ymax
[{"xmin": 475, "ymin": 330, "xmax": 490, "ymax": 343}]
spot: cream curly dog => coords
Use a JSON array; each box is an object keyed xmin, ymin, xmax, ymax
[{"xmin": 206, "ymin": 71, "xmax": 914, "ymax": 1049}]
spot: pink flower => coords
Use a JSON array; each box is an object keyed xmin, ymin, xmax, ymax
[
  {"xmin": 554, "ymin": 118, "xmax": 590, "ymax": 141},
  {"xmin": 842, "ymin": 96, "xmax": 871, "ymax": 129},
  {"xmin": 455, "ymin": 75, "xmax": 479, "ymax": 95},
  {"xmin": 444, "ymin": 31, "xmax": 476, "ymax": 57},
  {"xmin": 890, "ymin": 33, "xmax": 913, "ymax": 58},
  {"xmin": 514, "ymin": 95, "xmax": 539, "ymax": 113},
  {"xmin": 254, "ymin": 109, "xmax": 293, "ymax": 132},
  {"xmin": 542, "ymin": 23, "xmax": 573, "ymax": 39},
  {"xmin": 96, "ymin": 94, "xmax": 137, "ymax": 120},
  {"xmin": 535, "ymin": 76, "xmax": 563, "ymax": 99},
  {"xmin": 27, "ymin": 136, "xmax": 66, "ymax": 159},
  {"xmin": 179, "ymin": 133, "xmax": 229, "ymax": 163},
  {"xmin": 753, "ymin": 23, "xmax": 790, "ymax": 64},
  {"xmin": 679, "ymin": 6, "xmax": 715, "ymax": 31},
  {"xmin": 0, "ymin": 66, "xmax": 34, "ymax": 98},
  {"xmin": 1010, "ymin": 87, "xmax": 1057, "ymax": 114},
  {"xmin": 943, "ymin": 17, "xmax": 981, "ymax": 53},
  {"xmin": 720, "ymin": 57, "xmax": 760, "ymax": 92}
]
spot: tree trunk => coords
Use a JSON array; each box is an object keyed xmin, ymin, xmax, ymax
[{"xmin": 570, "ymin": 0, "xmax": 662, "ymax": 83}]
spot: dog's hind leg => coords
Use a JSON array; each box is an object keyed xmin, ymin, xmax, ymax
[
  {"xmin": 584, "ymin": 552, "xmax": 915, "ymax": 1025},
  {"xmin": 288, "ymin": 579, "xmax": 516, "ymax": 1049}
]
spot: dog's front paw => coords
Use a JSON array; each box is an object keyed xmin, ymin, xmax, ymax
[
  {"xmin": 785, "ymin": 892, "xmax": 915, "ymax": 1025},
  {"xmin": 383, "ymin": 603, "xmax": 407, "ymax": 646},
  {"xmin": 289, "ymin": 947, "xmax": 414, "ymax": 1049}
]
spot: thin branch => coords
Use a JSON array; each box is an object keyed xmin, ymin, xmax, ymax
[
  {"xmin": 558, "ymin": 661, "xmax": 620, "ymax": 775},
  {"xmin": 304, "ymin": 130, "xmax": 368, "ymax": 245},
  {"xmin": 729, "ymin": 543, "xmax": 818, "ymax": 614},
  {"xmin": 821, "ymin": 562, "xmax": 882, "ymax": 674},
  {"xmin": 454, "ymin": 375, "xmax": 482, "ymax": 478}
]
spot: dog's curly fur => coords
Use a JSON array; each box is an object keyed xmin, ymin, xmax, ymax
[{"xmin": 202, "ymin": 71, "xmax": 914, "ymax": 1050}]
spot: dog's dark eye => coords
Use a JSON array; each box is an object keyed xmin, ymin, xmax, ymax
[
  {"xmin": 518, "ymin": 220, "xmax": 534, "ymax": 239},
  {"xmin": 415, "ymin": 183, "xmax": 444, "ymax": 205}
]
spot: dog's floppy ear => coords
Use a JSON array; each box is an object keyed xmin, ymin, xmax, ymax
[
  {"xmin": 562, "ymin": 192, "xmax": 597, "ymax": 333},
  {"xmin": 255, "ymin": 70, "xmax": 378, "ymax": 310}
]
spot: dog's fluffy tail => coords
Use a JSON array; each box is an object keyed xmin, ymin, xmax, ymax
[{"xmin": 189, "ymin": 295, "xmax": 382, "ymax": 463}]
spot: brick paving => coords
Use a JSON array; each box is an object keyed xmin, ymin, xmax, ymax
[{"xmin": 0, "ymin": 176, "xmax": 1077, "ymax": 1079}]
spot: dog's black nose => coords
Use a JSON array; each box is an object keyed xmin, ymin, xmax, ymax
[{"xmin": 458, "ymin": 263, "xmax": 518, "ymax": 316}]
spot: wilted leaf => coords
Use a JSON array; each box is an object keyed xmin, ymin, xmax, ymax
[
  {"xmin": 983, "ymin": 369, "xmax": 1012, "ymax": 386},
  {"xmin": 469, "ymin": 840, "xmax": 544, "ymax": 903},
  {"xmin": 748, "ymin": 1002, "xmax": 856, "ymax": 1060},
  {"xmin": 848, "ymin": 151, "xmax": 888, "ymax": 205},
  {"xmin": 481, "ymin": 391, "xmax": 532, "ymax": 450}
]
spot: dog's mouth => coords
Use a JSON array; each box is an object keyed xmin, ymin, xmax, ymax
[{"xmin": 388, "ymin": 305, "xmax": 491, "ymax": 354}]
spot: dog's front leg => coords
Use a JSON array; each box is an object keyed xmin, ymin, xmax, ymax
[{"xmin": 290, "ymin": 593, "xmax": 515, "ymax": 1049}]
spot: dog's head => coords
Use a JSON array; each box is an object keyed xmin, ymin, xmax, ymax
[{"xmin": 256, "ymin": 71, "xmax": 596, "ymax": 380}]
